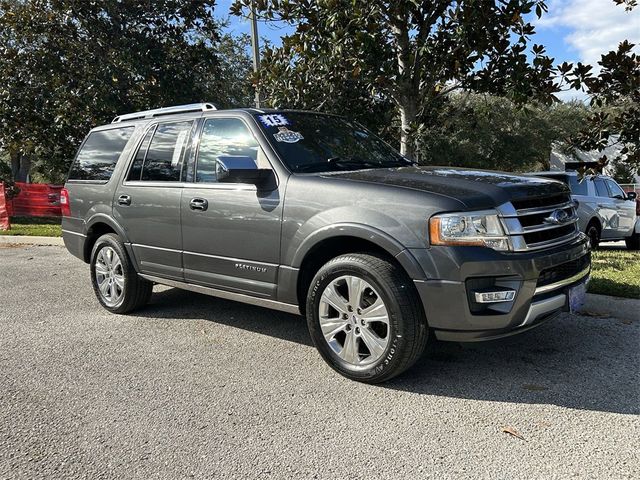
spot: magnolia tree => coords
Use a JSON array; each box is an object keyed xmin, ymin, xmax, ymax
[
  {"xmin": 231, "ymin": 0, "xmax": 561, "ymax": 159},
  {"xmin": 0, "ymin": 0, "xmax": 253, "ymax": 182},
  {"xmin": 231, "ymin": 0, "xmax": 639, "ymax": 173}
]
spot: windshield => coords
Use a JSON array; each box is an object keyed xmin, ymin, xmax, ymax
[{"xmin": 254, "ymin": 112, "xmax": 413, "ymax": 173}]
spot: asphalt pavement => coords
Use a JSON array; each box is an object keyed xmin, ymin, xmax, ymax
[{"xmin": 1, "ymin": 245, "xmax": 638, "ymax": 479}]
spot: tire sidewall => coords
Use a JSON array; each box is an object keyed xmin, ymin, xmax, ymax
[
  {"xmin": 90, "ymin": 234, "xmax": 128, "ymax": 312},
  {"xmin": 587, "ymin": 225, "xmax": 600, "ymax": 249},
  {"xmin": 306, "ymin": 257, "xmax": 413, "ymax": 381}
]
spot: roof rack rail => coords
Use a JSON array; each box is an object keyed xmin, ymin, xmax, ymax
[{"xmin": 112, "ymin": 103, "xmax": 217, "ymax": 123}]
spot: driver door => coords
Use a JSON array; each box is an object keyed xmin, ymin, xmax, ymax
[{"xmin": 180, "ymin": 116, "xmax": 283, "ymax": 299}]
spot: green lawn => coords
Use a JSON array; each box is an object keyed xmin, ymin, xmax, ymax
[
  {"xmin": 0, "ymin": 217, "xmax": 62, "ymax": 237},
  {"xmin": 588, "ymin": 249, "xmax": 640, "ymax": 299}
]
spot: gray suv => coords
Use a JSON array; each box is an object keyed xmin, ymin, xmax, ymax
[
  {"xmin": 62, "ymin": 104, "xmax": 591, "ymax": 383},
  {"xmin": 529, "ymin": 171, "xmax": 638, "ymax": 250}
]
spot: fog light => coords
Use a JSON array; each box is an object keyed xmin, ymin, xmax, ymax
[{"xmin": 474, "ymin": 290, "xmax": 516, "ymax": 304}]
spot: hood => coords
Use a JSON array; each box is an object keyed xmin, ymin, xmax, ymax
[{"xmin": 320, "ymin": 166, "xmax": 569, "ymax": 209}]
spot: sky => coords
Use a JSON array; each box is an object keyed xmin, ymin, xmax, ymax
[{"xmin": 216, "ymin": 0, "xmax": 640, "ymax": 101}]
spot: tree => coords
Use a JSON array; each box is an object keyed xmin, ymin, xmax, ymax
[
  {"xmin": 230, "ymin": 0, "xmax": 558, "ymax": 159},
  {"xmin": 0, "ymin": 0, "xmax": 251, "ymax": 182},
  {"xmin": 418, "ymin": 94, "xmax": 590, "ymax": 172},
  {"xmin": 559, "ymin": 40, "xmax": 640, "ymax": 177}
]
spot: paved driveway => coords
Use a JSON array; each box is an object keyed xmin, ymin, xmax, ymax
[{"xmin": 1, "ymin": 245, "xmax": 638, "ymax": 479}]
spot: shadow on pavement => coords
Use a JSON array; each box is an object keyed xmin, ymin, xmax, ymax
[{"xmin": 142, "ymin": 287, "xmax": 639, "ymax": 416}]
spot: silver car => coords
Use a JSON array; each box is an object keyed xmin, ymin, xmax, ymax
[{"xmin": 530, "ymin": 171, "xmax": 639, "ymax": 249}]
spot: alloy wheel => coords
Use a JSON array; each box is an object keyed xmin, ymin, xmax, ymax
[
  {"xmin": 94, "ymin": 246, "xmax": 125, "ymax": 307},
  {"xmin": 318, "ymin": 275, "xmax": 390, "ymax": 366}
]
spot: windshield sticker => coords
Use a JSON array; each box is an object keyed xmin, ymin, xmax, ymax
[
  {"xmin": 273, "ymin": 127, "xmax": 304, "ymax": 143},
  {"xmin": 259, "ymin": 114, "xmax": 290, "ymax": 127}
]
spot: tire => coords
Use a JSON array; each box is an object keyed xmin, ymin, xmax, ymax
[
  {"xmin": 90, "ymin": 233, "xmax": 152, "ymax": 314},
  {"xmin": 625, "ymin": 232, "xmax": 640, "ymax": 250},
  {"xmin": 586, "ymin": 222, "xmax": 600, "ymax": 250},
  {"xmin": 306, "ymin": 253, "xmax": 428, "ymax": 384}
]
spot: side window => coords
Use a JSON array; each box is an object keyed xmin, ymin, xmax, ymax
[
  {"xmin": 127, "ymin": 126, "xmax": 155, "ymax": 181},
  {"xmin": 139, "ymin": 121, "xmax": 193, "ymax": 182},
  {"xmin": 606, "ymin": 179, "xmax": 626, "ymax": 199},
  {"xmin": 196, "ymin": 118, "xmax": 269, "ymax": 183},
  {"xmin": 68, "ymin": 127, "xmax": 135, "ymax": 181},
  {"xmin": 594, "ymin": 178, "xmax": 609, "ymax": 197},
  {"xmin": 567, "ymin": 176, "xmax": 588, "ymax": 195}
]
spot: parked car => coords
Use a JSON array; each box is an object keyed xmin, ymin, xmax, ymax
[
  {"xmin": 528, "ymin": 171, "xmax": 639, "ymax": 250},
  {"xmin": 61, "ymin": 104, "xmax": 591, "ymax": 383}
]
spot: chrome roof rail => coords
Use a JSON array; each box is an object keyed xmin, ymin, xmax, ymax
[{"xmin": 112, "ymin": 103, "xmax": 217, "ymax": 123}]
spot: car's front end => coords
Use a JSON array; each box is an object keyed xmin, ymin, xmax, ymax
[{"xmin": 412, "ymin": 186, "xmax": 590, "ymax": 341}]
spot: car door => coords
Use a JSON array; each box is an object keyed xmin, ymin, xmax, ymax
[
  {"xmin": 592, "ymin": 177, "xmax": 618, "ymax": 240},
  {"xmin": 181, "ymin": 116, "xmax": 283, "ymax": 299},
  {"xmin": 113, "ymin": 119, "xmax": 196, "ymax": 280},
  {"xmin": 605, "ymin": 178, "xmax": 636, "ymax": 236}
]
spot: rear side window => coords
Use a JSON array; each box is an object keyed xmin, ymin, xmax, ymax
[
  {"xmin": 594, "ymin": 178, "xmax": 609, "ymax": 197},
  {"xmin": 68, "ymin": 127, "xmax": 134, "ymax": 181},
  {"xmin": 138, "ymin": 121, "xmax": 193, "ymax": 182},
  {"xmin": 567, "ymin": 176, "xmax": 588, "ymax": 195}
]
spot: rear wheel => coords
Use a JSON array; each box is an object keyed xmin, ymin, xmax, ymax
[
  {"xmin": 306, "ymin": 253, "xmax": 428, "ymax": 383},
  {"xmin": 586, "ymin": 222, "xmax": 601, "ymax": 250},
  {"xmin": 625, "ymin": 232, "xmax": 640, "ymax": 250},
  {"xmin": 90, "ymin": 233, "xmax": 152, "ymax": 314}
]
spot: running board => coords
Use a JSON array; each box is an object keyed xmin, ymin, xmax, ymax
[{"xmin": 139, "ymin": 274, "xmax": 301, "ymax": 315}]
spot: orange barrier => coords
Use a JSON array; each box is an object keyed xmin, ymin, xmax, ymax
[
  {"xmin": 0, "ymin": 183, "xmax": 9, "ymax": 230},
  {"xmin": 8, "ymin": 182, "xmax": 63, "ymax": 217}
]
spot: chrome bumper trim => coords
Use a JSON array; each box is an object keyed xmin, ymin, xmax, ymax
[
  {"xmin": 520, "ymin": 294, "xmax": 566, "ymax": 327},
  {"xmin": 534, "ymin": 266, "xmax": 590, "ymax": 295}
]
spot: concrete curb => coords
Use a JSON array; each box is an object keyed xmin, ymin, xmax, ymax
[
  {"xmin": 582, "ymin": 293, "xmax": 640, "ymax": 321},
  {"xmin": 0, "ymin": 235, "xmax": 64, "ymax": 246}
]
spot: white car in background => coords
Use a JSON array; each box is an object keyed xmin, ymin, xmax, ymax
[{"xmin": 529, "ymin": 171, "xmax": 639, "ymax": 250}]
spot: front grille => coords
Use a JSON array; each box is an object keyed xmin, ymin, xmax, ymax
[
  {"xmin": 537, "ymin": 253, "xmax": 591, "ymax": 287},
  {"xmin": 511, "ymin": 193, "xmax": 568, "ymax": 211},
  {"xmin": 500, "ymin": 193, "xmax": 580, "ymax": 251}
]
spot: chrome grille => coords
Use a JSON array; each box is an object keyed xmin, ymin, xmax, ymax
[{"xmin": 499, "ymin": 194, "xmax": 580, "ymax": 251}]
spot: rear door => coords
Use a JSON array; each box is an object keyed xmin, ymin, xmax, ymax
[
  {"xmin": 180, "ymin": 116, "xmax": 283, "ymax": 298},
  {"xmin": 113, "ymin": 119, "xmax": 196, "ymax": 280},
  {"xmin": 605, "ymin": 178, "xmax": 636, "ymax": 236}
]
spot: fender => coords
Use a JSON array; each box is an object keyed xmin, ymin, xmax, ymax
[
  {"xmin": 289, "ymin": 222, "xmax": 427, "ymax": 281},
  {"xmin": 85, "ymin": 213, "xmax": 130, "ymax": 242},
  {"xmin": 83, "ymin": 214, "xmax": 139, "ymax": 267}
]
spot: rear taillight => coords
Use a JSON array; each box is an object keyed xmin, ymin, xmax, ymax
[{"xmin": 60, "ymin": 188, "xmax": 71, "ymax": 217}]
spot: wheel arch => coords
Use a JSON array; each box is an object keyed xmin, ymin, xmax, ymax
[
  {"xmin": 83, "ymin": 215, "xmax": 129, "ymax": 263},
  {"xmin": 291, "ymin": 225, "xmax": 426, "ymax": 313}
]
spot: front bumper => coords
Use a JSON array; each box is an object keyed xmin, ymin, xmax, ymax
[{"xmin": 408, "ymin": 234, "xmax": 590, "ymax": 342}]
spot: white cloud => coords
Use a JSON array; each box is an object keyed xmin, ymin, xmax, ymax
[
  {"xmin": 537, "ymin": 0, "xmax": 639, "ymax": 101},
  {"xmin": 538, "ymin": 0, "xmax": 640, "ymax": 67}
]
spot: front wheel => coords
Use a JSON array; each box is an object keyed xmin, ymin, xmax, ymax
[
  {"xmin": 626, "ymin": 232, "xmax": 640, "ymax": 250},
  {"xmin": 306, "ymin": 253, "xmax": 428, "ymax": 383},
  {"xmin": 90, "ymin": 233, "xmax": 152, "ymax": 314},
  {"xmin": 586, "ymin": 223, "xmax": 600, "ymax": 250}
]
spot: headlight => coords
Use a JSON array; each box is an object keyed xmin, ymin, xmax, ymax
[{"xmin": 429, "ymin": 210, "xmax": 511, "ymax": 251}]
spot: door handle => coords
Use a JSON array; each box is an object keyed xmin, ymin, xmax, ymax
[
  {"xmin": 118, "ymin": 194, "xmax": 131, "ymax": 206},
  {"xmin": 189, "ymin": 198, "xmax": 208, "ymax": 211}
]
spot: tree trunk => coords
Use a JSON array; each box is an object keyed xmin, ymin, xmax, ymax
[
  {"xmin": 399, "ymin": 100, "xmax": 418, "ymax": 161},
  {"xmin": 10, "ymin": 151, "xmax": 30, "ymax": 182}
]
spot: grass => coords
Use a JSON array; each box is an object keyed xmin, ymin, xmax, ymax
[
  {"xmin": 0, "ymin": 217, "xmax": 62, "ymax": 237},
  {"xmin": 588, "ymin": 249, "xmax": 640, "ymax": 299}
]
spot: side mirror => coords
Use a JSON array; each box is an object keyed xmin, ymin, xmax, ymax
[
  {"xmin": 627, "ymin": 191, "xmax": 637, "ymax": 201},
  {"xmin": 215, "ymin": 156, "xmax": 272, "ymax": 185}
]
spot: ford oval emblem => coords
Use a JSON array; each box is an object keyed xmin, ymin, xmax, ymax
[{"xmin": 544, "ymin": 209, "xmax": 570, "ymax": 225}]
